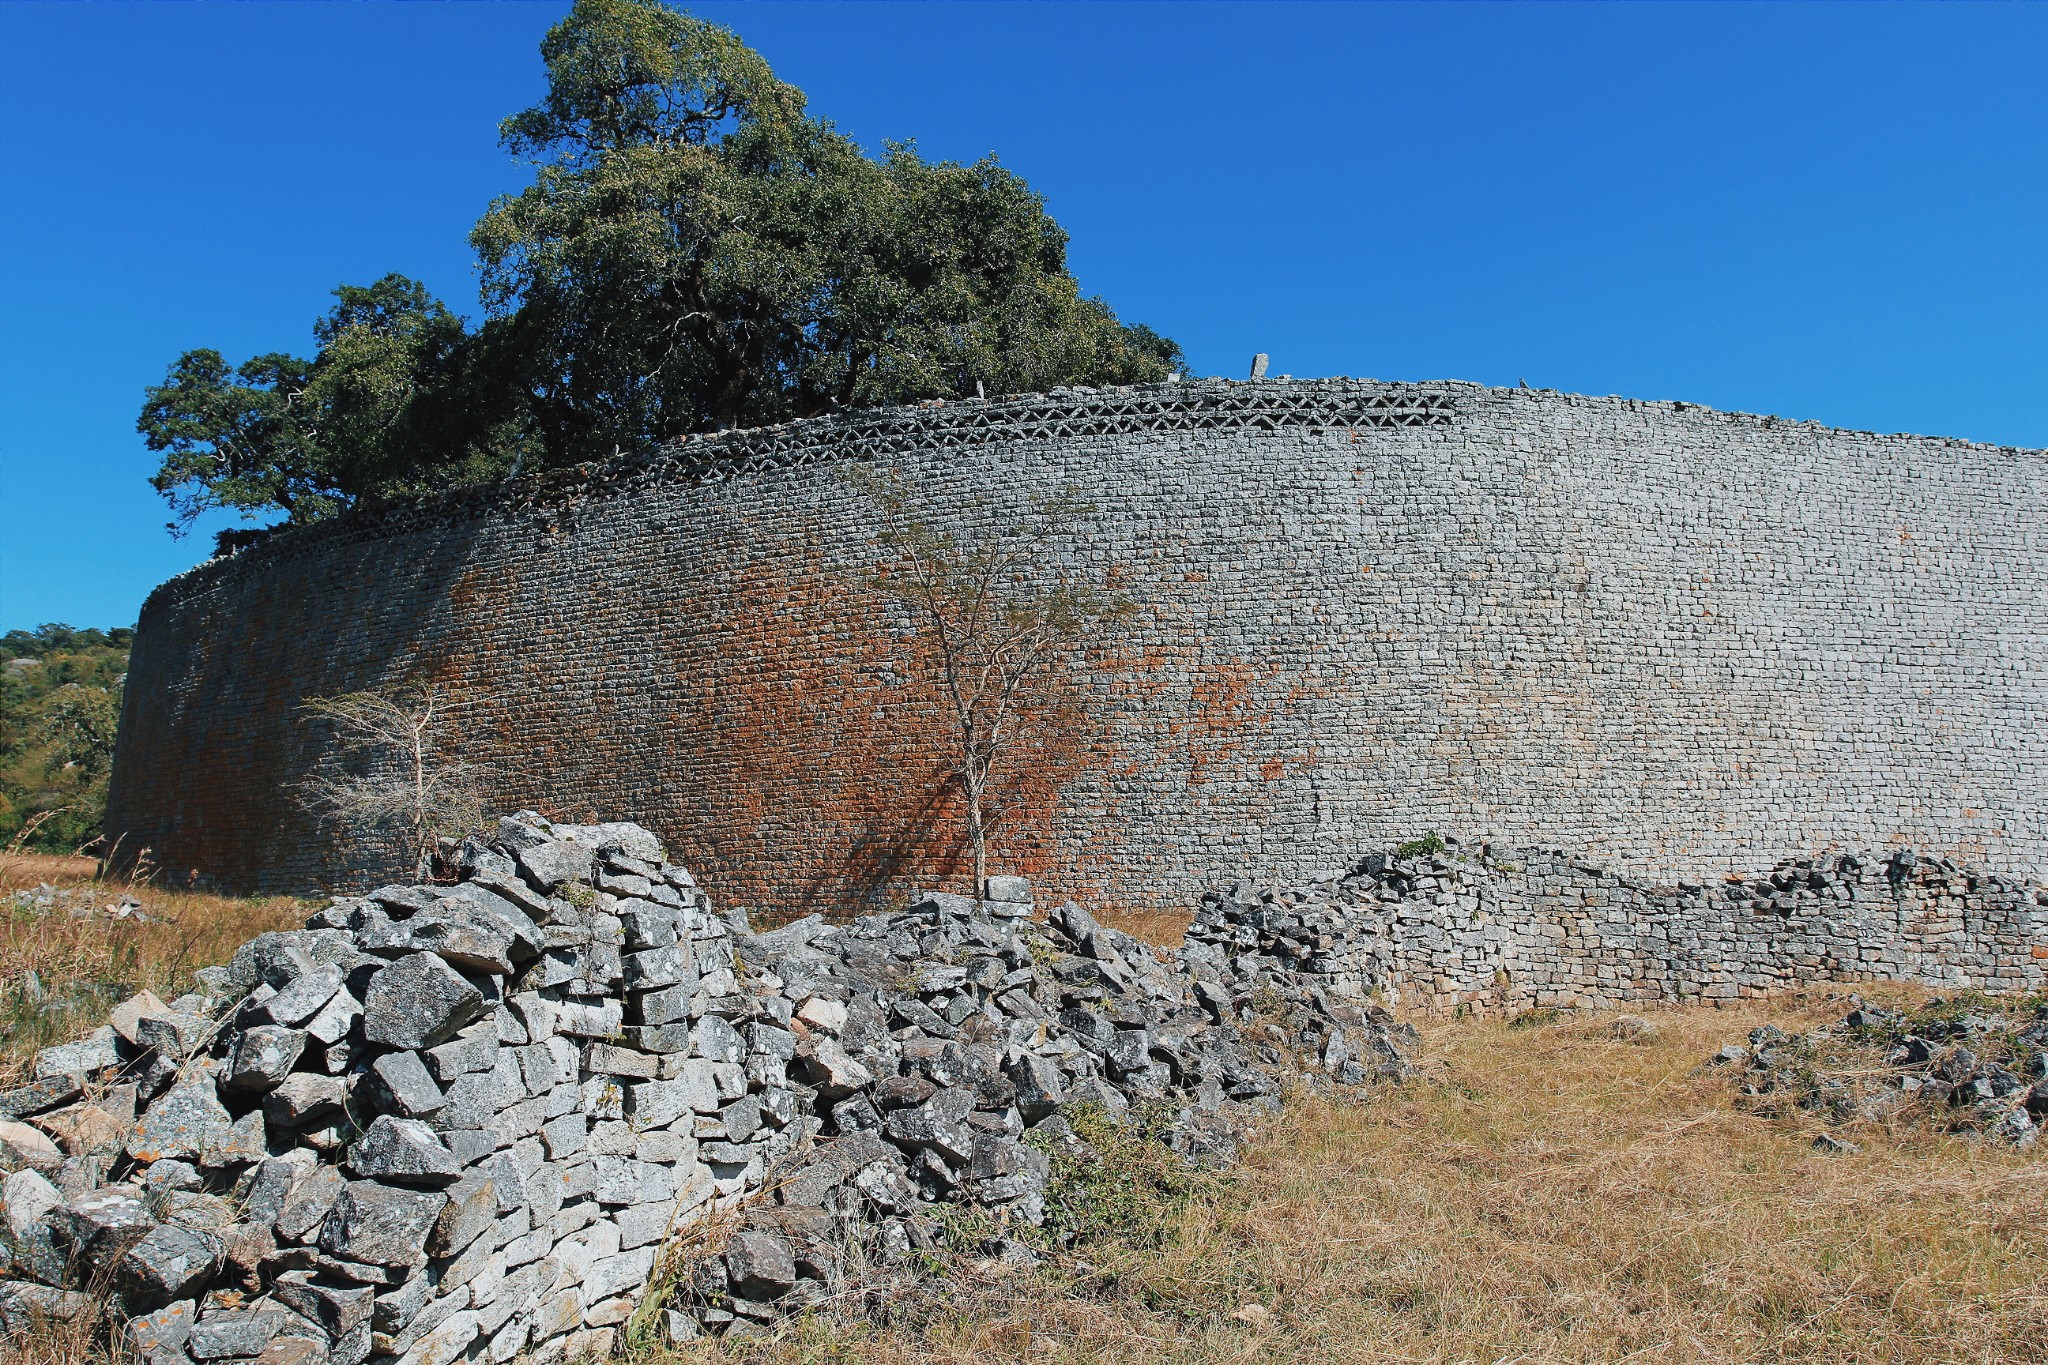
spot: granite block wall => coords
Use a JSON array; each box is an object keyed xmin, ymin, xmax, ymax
[
  {"xmin": 104, "ymin": 378, "xmax": 2048, "ymax": 918},
  {"xmin": 1187, "ymin": 843, "xmax": 2048, "ymax": 1013}
]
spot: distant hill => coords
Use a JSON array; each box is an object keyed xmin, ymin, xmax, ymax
[{"xmin": 1, "ymin": 624, "xmax": 131, "ymax": 853}]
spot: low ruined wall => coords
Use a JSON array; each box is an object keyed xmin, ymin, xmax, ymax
[
  {"xmin": 105, "ymin": 378, "xmax": 2048, "ymax": 917},
  {"xmin": 1187, "ymin": 843, "xmax": 2048, "ymax": 1012}
]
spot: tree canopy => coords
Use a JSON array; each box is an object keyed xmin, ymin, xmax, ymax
[{"xmin": 142, "ymin": 0, "xmax": 1182, "ymax": 539}]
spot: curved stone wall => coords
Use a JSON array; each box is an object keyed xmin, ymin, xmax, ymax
[{"xmin": 105, "ymin": 378, "xmax": 2048, "ymax": 916}]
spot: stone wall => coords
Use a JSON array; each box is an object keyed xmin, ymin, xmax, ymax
[
  {"xmin": 1186, "ymin": 841, "xmax": 2048, "ymax": 1014},
  {"xmin": 104, "ymin": 378, "xmax": 2048, "ymax": 918}
]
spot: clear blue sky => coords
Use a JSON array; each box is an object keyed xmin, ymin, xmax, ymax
[{"xmin": 3, "ymin": 2, "xmax": 2043, "ymax": 633}]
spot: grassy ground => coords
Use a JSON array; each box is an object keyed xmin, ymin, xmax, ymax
[
  {"xmin": 659, "ymin": 987, "xmax": 2047, "ymax": 1365},
  {"xmin": 0, "ymin": 852, "xmax": 307, "ymax": 1084}
]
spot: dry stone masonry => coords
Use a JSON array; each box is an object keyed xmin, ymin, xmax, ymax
[
  {"xmin": 104, "ymin": 377, "xmax": 2048, "ymax": 917},
  {"xmin": 0, "ymin": 815, "xmax": 1414, "ymax": 1362},
  {"xmin": 1187, "ymin": 838, "xmax": 2048, "ymax": 1013}
]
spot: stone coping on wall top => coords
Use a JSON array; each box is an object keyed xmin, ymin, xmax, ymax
[{"xmin": 139, "ymin": 376, "xmax": 2046, "ymax": 617}]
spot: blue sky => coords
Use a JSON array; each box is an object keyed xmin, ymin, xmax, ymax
[{"xmin": 3, "ymin": 2, "xmax": 2044, "ymax": 633}]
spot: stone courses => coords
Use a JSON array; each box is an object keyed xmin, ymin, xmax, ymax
[{"xmin": 103, "ymin": 378, "xmax": 2048, "ymax": 915}]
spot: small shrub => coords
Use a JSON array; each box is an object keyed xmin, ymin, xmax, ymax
[{"xmin": 1394, "ymin": 831, "xmax": 1447, "ymax": 860}]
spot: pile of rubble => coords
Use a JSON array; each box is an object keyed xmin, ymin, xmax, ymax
[
  {"xmin": 7, "ymin": 881, "xmax": 155, "ymax": 923},
  {"xmin": 0, "ymin": 815, "xmax": 1414, "ymax": 1362},
  {"xmin": 1711, "ymin": 996, "xmax": 2048, "ymax": 1148}
]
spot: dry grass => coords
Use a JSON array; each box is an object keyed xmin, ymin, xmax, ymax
[
  {"xmin": 1094, "ymin": 906, "xmax": 1191, "ymax": 950},
  {"xmin": 0, "ymin": 852, "xmax": 308, "ymax": 1083},
  {"xmin": 663, "ymin": 988, "xmax": 2047, "ymax": 1365}
]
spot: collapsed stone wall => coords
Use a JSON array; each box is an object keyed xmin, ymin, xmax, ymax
[
  {"xmin": 1189, "ymin": 839, "xmax": 2048, "ymax": 1013},
  {"xmin": 1, "ymin": 817, "xmax": 2041, "ymax": 1362},
  {"xmin": 0, "ymin": 815, "xmax": 1411, "ymax": 1363},
  {"xmin": 104, "ymin": 377, "xmax": 2048, "ymax": 917}
]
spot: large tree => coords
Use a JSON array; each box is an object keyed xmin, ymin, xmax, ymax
[
  {"xmin": 142, "ymin": 0, "xmax": 1182, "ymax": 529},
  {"xmin": 139, "ymin": 275, "xmax": 531, "ymax": 542},
  {"xmin": 475, "ymin": 0, "xmax": 1180, "ymax": 459}
]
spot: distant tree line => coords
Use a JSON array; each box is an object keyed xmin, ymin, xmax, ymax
[
  {"xmin": 0, "ymin": 625, "xmax": 131, "ymax": 853},
  {"xmin": 140, "ymin": 0, "xmax": 1184, "ymax": 552}
]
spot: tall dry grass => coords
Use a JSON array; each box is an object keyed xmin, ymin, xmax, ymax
[
  {"xmin": 0, "ymin": 852, "xmax": 307, "ymax": 1083},
  {"xmin": 664, "ymin": 989, "xmax": 2046, "ymax": 1365}
]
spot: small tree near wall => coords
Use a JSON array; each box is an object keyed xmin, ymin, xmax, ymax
[
  {"xmin": 297, "ymin": 685, "xmax": 489, "ymax": 879},
  {"xmin": 848, "ymin": 469, "xmax": 1132, "ymax": 898}
]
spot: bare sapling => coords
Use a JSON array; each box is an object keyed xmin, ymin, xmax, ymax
[
  {"xmin": 296, "ymin": 685, "xmax": 489, "ymax": 879},
  {"xmin": 849, "ymin": 468, "xmax": 1132, "ymax": 899}
]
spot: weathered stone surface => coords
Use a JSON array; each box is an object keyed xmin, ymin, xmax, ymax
[
  {"xmin": 0, "ymin": 1281, "xmax": 94, "ymax": 1334},
  {"xmin": 35, "ymin": 1028, "xmax": 119, "ymax": 1078},
  {"xmin": 266, "ymin": 1073, "xmax": 347, "ymax": 1127},
  {"xmin": 347, "ymin": 1116, "xmax": 461, "ymax": 1186},
  {"xmin": 272, "ymin": 1165, "xmax": 344, "ymax": 1243},
  {"xmin": 318, "ymin": 1180, "xmax": 449, "ymax": 1268},
  {"xmin": 262, "ymin": 964, "xmax": 344, "ymax": 1028},
  {"xmin": 54, "ymin": 1188, "xmax": 156, "ymax": 1276},
  {"xmin": 369, "ymin": 1051, "xmax": 445, "ymax": 1118},
  {"xmin": 114, "ymin": 1224, "xmax": 222, "ymax": 1312},
  {"xmin": 123, "ymin": 1300, "xmax": 197, "ymax": 1357},
  {"xmin": 724, "ymin": 1231, "xmax": 796, "ymax": 1299},
  {"xmin": 426, "ymin": 1173, "xmax": 498, "ymax": 1258},
  {"xmin": 106, "ymin": 989, "xmax": 172, "ymax": 1044},
  {"xmin": 0, "ymin": 1074, "xmax": 82, "ymax": 1121},
  {"xmin": 136, "ymin": 1011, "xmax": 213, "ymax": 1060},
  {"xmin": 363, "ymin": 953, "xmax": 484, "ymax": 1050},
  {"xmin": 127, "ymin": 1082, "xmax": 233, "ymax": 1163},
  {"xmin": 224, "ymin": 1025, "xmax": 308, "ymax": 1093},
  {"xmin": 189, "ymin": 1307, "xmax": 312, "ymax": 1359}
]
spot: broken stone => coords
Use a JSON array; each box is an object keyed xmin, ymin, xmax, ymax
[
  {"xmin": 317, "ymin": 1180, "xmax": 448, "ymax": 1268},
  {"xmin": 369, "ymin": 1051, "xmax": 445, "ymax": 1118},
  {"xmin": 114, "ymin": 1223, "xmax": 223, "ymax": 1312},
  {"xmin": 346, "ymin": 1116, "xmax": 460, "ymax": 1186},
  {"xmin": 363, "ymin": 953, "xmax": 484, "ymax": 1050},
  {"xmin": 724, "ymin": 1230, "xmax": 797, "ymax": 1300},
  {"xmin": 136, "ymin": 1011, "xmax": 214, "ymax": 1060},
  {"xmin": 127, "ymin": 1081, "xmax": 233, "ymax": 1163},
  {"xmin": 224, "ymin": 1024, "xmax": 308, "ymax": 1094}
]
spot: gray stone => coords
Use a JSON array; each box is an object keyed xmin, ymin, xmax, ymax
[
  {"xmin": 114, "ymin": 1223, "xmax": 223, "ymax": 1312},
  {"xmin": 188, "ymin": 1308, "xmax": 311, "ymax": 1359},
  {"xmin": 401, "ymin": 902, "xmax": 518, "ymax": 975},
  {"xmin": 136, "ymin": 1012, "xmax": 214, "ymax": 1060},
  {"xmin": 36, "ymin": 1027, "xmax": 119, "ymax": 1078},
  {"xmin": 724, "ymin": 1230, "xmax": 797, "ymax": 1299},
  {"xmin": 317, "ymin": 1180, "xmax": 448, "ymax": 1268},
  {"xmin": 108, "ymin": 990, "xmax": 173, "ymax": 1044},
  {"xmin": 273, "ymin": 1165, "xmax": 345, "ymax": 1242},
  {"xmin": 123, "ymin": 1300, "xmax": 197, "ymax": 1358},
  {"xmin": 53, "ymin": 1188, "xmax": 156, "ymax": 1275},
  {"xmin": 427, "ymin": 1172, "xmax": 499, "ymax": 1257},
  {"xmin": 424, "ymin": 1027, "xmax": 498, "ymax": 1083},
  {"xmin": 0, "ymin": 1282, "xmax": 94, "ymax": 1335},
  {"xmin": 347, "ymin": 1116, "xmax": 460, "ymax": 1186},
  {"xmin": 264, "ymin": 1072, "xmax": 345, "ymax": 1130},
  {"xmin": 794, "ymin": 1037, "xmax": 872, "ymax": 1099},
  {"xmin": 515, "ymin": 839, "xmax": 593, "ymax": 891},
  {"xmin": 128, "ymin": 1082, "xmax": 233, "ymax": 1163},
  {"xmin": 363, "ymin": 953, "xmax": 484, "ymax": 1050},
  {"xmin": 0, "ymin": 1073, "xmax": 84, "ymax": 1120},
  {"xmin": 982, "ymin": 875, "xmax": 1032, "ymax": 904},
  {"xmin": 224, "ymin": 1025, "xmax": 308, "ymax": 1094},
  {"xmin": 369, "ymin": 1051, "xmax": 445, "ymax": 1118},
  {"xmin": 261, "ymin": 964, "xmax": 344, "ymax": 1028}
]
